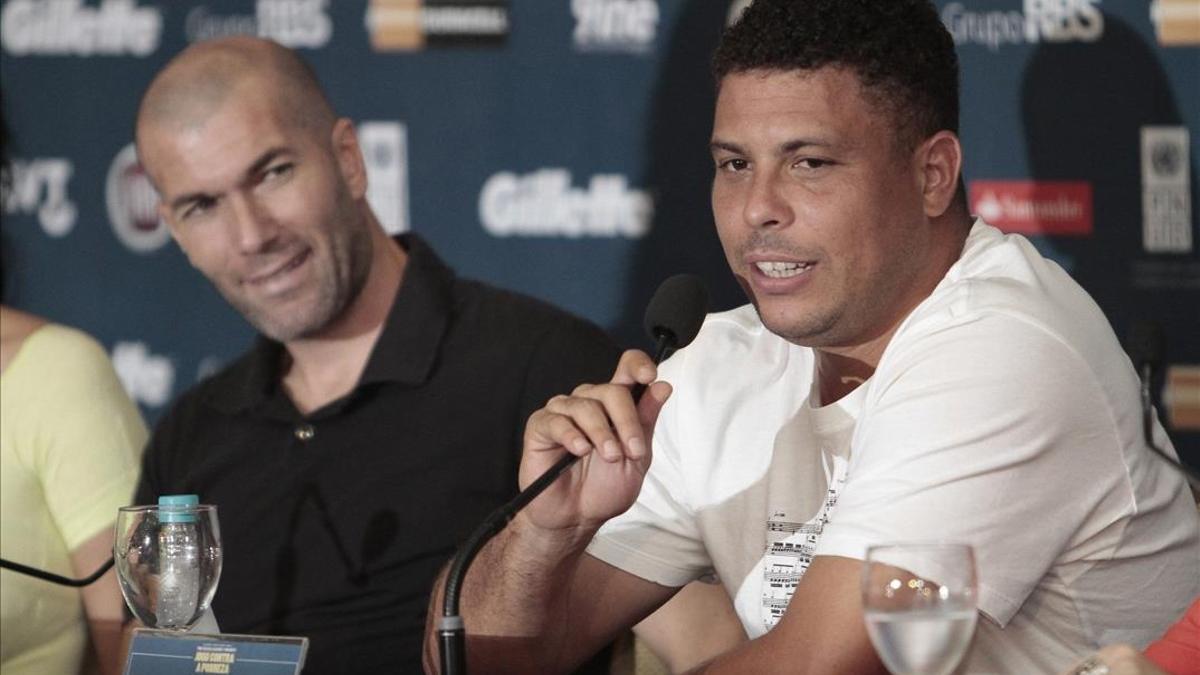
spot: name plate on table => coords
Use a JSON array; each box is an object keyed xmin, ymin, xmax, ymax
[{"xmin": 124, "ymin": 629, "xmax": 308, "ymax": 675}]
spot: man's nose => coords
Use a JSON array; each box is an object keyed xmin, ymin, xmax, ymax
[
  {"xmin": 227, "ymin": 193, "xmax": 278, "ymax": 254},
  {"xmin": 743, "ymin": 170, "xmax": 793, "ymax": 230}
]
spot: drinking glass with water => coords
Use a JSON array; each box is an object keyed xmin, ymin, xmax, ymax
[
  {"xmin": 861, "ymin": 543, "xmax": 977, "ymax": 675},
  {"xmin": 114, "ymin": 497, "xmax": 222, "ymax": 631}
]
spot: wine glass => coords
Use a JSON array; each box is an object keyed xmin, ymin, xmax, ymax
[
  {"xmin": 114, "ymin": 503, "xmax": 223, "ymax": 631},
  {"xmin": 861, "ymin": 543, "xmax": 978, "ymax": 675}
]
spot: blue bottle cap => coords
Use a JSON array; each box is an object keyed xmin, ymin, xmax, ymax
[{"xmin": 158, "ymin": 494, "xmax": 199, "ymax": 523}]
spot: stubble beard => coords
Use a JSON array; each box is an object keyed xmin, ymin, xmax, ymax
[
  {"xmin": 229, "ymin": 213, "xmax": 374, "ymax": 343},
  {"xmin": 755, "ymin": 297, "xmax": 843, "ymax": 347},
  {"xmin": 230, "ymin": 272, "xmax": 342, "ymax": 343},
  {"xmin": 730, "ymin": 234, "xmax": 843, "ymax": 346}
]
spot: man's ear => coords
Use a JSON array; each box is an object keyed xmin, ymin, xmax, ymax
[
  {"xmin": 331, "ymin": 118, "xmax": 368, "ymax": 200},
  {"xmin": 916, "ymin": 130, "xmax": 963, "ymax": 219}
]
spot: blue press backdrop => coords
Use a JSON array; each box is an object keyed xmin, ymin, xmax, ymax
[{"xmin": 1, "ymin": 0, "xmax": 1197, "ymax": 467}]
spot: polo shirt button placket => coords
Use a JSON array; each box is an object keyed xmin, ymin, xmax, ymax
[{"xmin": 294, "ymin": 423, "xmax": 316, "ymax": 443}]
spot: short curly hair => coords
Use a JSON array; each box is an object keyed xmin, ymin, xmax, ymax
[{"xmin": 713, "ymin": 0, "xmax": 959, "ymax": 151}]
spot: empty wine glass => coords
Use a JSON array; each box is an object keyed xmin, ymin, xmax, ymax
[
  {"xmin": 114, "ymin": 500, "xmax": 222, "ymax": 631},
  {"xmin": 862, "ymin": 543, "xmax": 977, "ymax": 675}
]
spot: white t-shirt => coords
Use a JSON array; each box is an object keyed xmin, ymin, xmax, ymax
[{"xmin": 588, "ymin": 220, "xmax": 1200, "ymax": 674}]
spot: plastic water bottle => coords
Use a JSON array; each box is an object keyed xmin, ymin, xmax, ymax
[{"xmin": 157, "ymin": 494, "xmax": 200, "ymax": 628}]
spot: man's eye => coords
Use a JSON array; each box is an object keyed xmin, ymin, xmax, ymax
[
  {"xmin": 719, "ymin": 158, "xmax": 749, "ymax": 172},
  {"xmin": 181, "ymin": 197, "xmax": 215, "ymax": 220},
  {"xmin": 263, "ymin": 163, "xmax": 294, "ymax": 182},
  {"xmin": 794, "ymin": 158, "xmax": 832, "ymax": 170}
]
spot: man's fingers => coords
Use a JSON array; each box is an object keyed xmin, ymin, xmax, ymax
[
  {"xmin": 609, "ymin": 349, "xmax": 656, "ymax": 387},
  {"xmin": 637, "ymin": 381, "xmax": 672, "ymax": 435},
  {"xmin": 546, "ymin": 382, "xmax": 652, "ymax": 461},
  {"xmin": 545, "ymin": 394, "xmax": 626, "ymax": 461},
  {"xmin": 527, "ymin": 407, "xmax": 594, "ymax": 458}
]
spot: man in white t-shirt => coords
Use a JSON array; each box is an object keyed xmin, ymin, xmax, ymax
[{"xmin": 423, "ymin": 1, "xmax": 1200, "ymax": 673}]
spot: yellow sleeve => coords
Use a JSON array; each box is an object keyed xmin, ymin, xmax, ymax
[{"xmin": 15, "ymin": 325, "xmax": 148, "ymax": 550}]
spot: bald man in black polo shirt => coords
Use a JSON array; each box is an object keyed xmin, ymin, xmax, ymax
[{"xmin": 132, "ymin": 37, "xmax": 619, "ymax": 673}]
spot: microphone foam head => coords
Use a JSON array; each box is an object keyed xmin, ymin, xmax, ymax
[{"xmin": 643, "ymin": 274, "xmax": 709, "ymax": 350}]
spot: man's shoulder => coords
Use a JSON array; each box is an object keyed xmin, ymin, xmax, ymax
[
  {"xmin": 404, "ymin": 234, "xmax": 613, "ymax": 348},
  {"xmin": 672, "ymin": 304, "xmax": 791, "ymax": 365},
  {"xmin": 450, "ymin": 277, "xmax": 614, "ymax": 344},
  {"xmin": 155, "ymin": 345, "xmax": 262, "ymax": 427},
  {"xmin": 902, "ymin": 221, "xmax": 1114, "ymax": 359},
  {"xmin": 660, "ymin": 304, "xmax": 812, "ymax": 401}
]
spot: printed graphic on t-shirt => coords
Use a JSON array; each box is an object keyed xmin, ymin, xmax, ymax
[{"xmin": 760, "ymin": 456, "xmax": 848, "ymax": 630}]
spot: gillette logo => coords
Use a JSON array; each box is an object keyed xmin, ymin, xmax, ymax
[
  {"xmin": 2, "ymin": 0, "xmax": 162, "ymax": 57},
  {"xmin": 479, "ymin": 169, "xmax": 652, "ymax": 238},
  {"xmin": 111, "ymin": 341, "xmax": 174, "ymax": 408}
]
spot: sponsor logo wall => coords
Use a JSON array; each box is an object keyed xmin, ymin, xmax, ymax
[
  {"xmin": 184, "ymin": 0, "xmax": 332, "ymax": 48},
  {"xmin": 106, "ymin": 143, "xmax": 169, "ymax": 254},
  {"xmin": 1, "ymin": 0, "xmax": 1197, "ymax": 466},
  {"xmin": 364, "ymin": 0, "xmax": 508, "ymax": 51},
  {"xmin": 942, "ymin": 0, "xmax": 1104, "ymax": 50},
  {"xmin": 572, "ymin": 0, "xmax": 659, "ymax": 53},
  {"xmin": 4, "ymin": 157, "xmax": 75, "ymax": 236},
  {"xmin": 969, "ymin": 180, "xmax": 1093, "ymax": 236},
  {"xmin": 1, "ymin": 0, "xmax": 163, "ymax": 56}
]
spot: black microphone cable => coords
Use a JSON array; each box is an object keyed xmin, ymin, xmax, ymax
[
  {"xmin": 1128, "ymin": 321, "xmax": 1200, "ymax": 491},
  {"xmin": 437, "ymin": 274, "xmax": 709, "ymax": 675},
  {"xmin": 0, "ymin": 555, "xmax": 114, "ymax": 587}
]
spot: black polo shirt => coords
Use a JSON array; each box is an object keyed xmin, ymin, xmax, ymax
[{"xmin": 134, "ymin": 234, "xmax": 621, "ymax": 673}]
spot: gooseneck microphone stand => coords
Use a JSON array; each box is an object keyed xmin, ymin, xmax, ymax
[
  {"xmin": 1129, "ymin": 321, "xmax": 1200, "ymax": 491},
  {"xmin": 438, "ymin": 273, "xmax": 708, "ymax": 675},
  {"xmin": 1139, "ymin": 362, "xmax": 1200, "ymax": 491},
  {"xmin": 437, "ymin": 329, "xmax": 677, "ymax": 675}
]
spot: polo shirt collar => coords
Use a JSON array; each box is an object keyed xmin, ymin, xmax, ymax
[
  {"xmin": 212, "ymin": 335, "xmax": 283, "ymax": 415},
  {"xmin": 207, "ymin": 233, "xmax": 453, "ymax": 414},
  {"xmin": 359, "ymin": 233, "xmax": 452, "ymax": 387}
]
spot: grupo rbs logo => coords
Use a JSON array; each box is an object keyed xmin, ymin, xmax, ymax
[
  {"xmin": 1, "ymin": 0, "xmax": 162, "ymax": 56},
  {"xmin": 184, "ymin": 0, "xmax": 332, "ymax": 49},
  {"xmin": 479, "ymin": 169, "xmax": 653, "ymax": 238},
  {"xmin": 3, "ymin": 157, "xmax": 77, "ymax": 237},
  {"xmin": 106, "ymin": 143, "xmax": 171, "ymax": 254},
  {"xmin": 941, "ymin": 0, "xmax": 1103, "ymax": 51}
]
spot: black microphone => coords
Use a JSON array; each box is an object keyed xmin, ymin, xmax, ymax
[
  {"xmin": 643, "ymin": 273, "xmax": 709, "ymax": 364},
  {"xmin": 437, "ymin": 274, "xmax": 709, "ymax": 675},
  {"xmin": 1126, "ymin": 320, "xmax": 1200, "ymax": 490}
]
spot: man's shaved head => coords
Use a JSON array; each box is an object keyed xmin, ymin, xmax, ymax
[
  {"xmin": 134, "ymin": 36, "xmax": 378, "ymax": 343},
  {"xmin": 136, "ymin": 36, "xmax": 335, "ymax": 169}
]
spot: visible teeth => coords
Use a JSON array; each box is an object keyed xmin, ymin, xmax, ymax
[{"xmin": 755, "ymin": 261, "xmax": 811, "ymax": 278}]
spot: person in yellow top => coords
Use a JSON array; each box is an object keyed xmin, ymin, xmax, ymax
[{"xmin": 0, "ymin": 305, "xmax": 147, "ymax": 674}]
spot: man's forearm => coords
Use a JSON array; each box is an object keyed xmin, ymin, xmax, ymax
[{"xmin": 424, "ymin": 514, "xmax": 598, "ymax": 674}]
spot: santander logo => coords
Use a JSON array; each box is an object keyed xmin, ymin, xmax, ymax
[{"xmin": 970, "ymin": 180, "xmax": 1093, "ymax": 236}]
